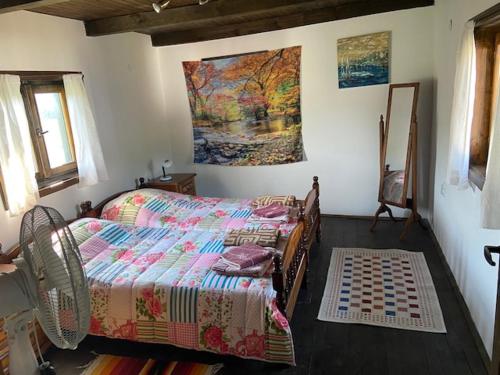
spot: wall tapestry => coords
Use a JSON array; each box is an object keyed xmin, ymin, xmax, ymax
[
  {"xmin": 337, "ymin": 31, "xmax": 391, "ymax": 89},
  {"xmin": 182, "ymin": 46, "xmax": 304, "ymax": 166}
]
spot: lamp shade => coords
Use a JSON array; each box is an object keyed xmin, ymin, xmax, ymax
[{"xmin": 162, "ymin": 160, "xmax": 173, "ymax": 169}]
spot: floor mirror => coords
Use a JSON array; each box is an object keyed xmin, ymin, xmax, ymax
[{"xmin": 370, "ymin": 82, "xmax": 422, "ymax": 240}]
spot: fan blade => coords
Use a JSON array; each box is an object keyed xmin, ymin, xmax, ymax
[{"xmin": 33, "ymin": 224, "xmax": 70, "ymax": 292}]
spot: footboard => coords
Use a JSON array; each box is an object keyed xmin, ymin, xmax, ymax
[
  {"xmin": 273, "ymin": 215, "xmax": 306, "ymax": 319},
  {"xmin": 303, "ymin": 176, "xmax": 321, "ymax": 251},
  {"xmin": 295, "ymin": 176, "xmax": 321, "ymax": 264},
  {"xmin": 273, "ymin": 176, "xmax": 321, "ymax": 319}
]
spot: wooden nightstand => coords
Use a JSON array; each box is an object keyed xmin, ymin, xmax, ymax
[{"xmin": 143, "ymin": 173, "xmax": 197, "ymax": 195}]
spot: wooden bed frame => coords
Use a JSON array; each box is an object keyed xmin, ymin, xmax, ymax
[
  {"xmin": 0, "ymin": 177, "xmax": 319, "ymax": 371},
  {"xmin": 80, "ymin": 176, "xmax": 321, "ymax": 319}
]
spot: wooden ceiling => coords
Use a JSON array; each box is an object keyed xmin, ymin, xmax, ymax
[
  {"xmin": 0, "ymin": 0, "xmax": 434, "ymax": 46},
  {"xmin": 33, "ymin": 0, "xmax": 200, "ymax": 21}
]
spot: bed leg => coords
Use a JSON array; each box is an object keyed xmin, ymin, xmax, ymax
[
  {"xmin": 272, "ymin": 254, "xmax": 286, "ymax": 317},
  {"xmin": 301, "ymin": 270, "xmax": 308, "ymax": 290},
  {"xmin": 313, "ymin": 176, "xmax": 321, "ymax": 243},
  {"xmin": 316, "ymin": 213, "xmax": 321, "ymax": 243}
]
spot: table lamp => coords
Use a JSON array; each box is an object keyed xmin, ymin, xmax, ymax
[{"xmin": 160, "ymin": 160, "xmax": 173, "ymax": 181}]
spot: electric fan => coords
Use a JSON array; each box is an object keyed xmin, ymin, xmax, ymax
[{"xmin": 0, "ymin": 206, "xmax": 90, "ymax": 375}]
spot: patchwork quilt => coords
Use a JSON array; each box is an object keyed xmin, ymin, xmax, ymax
[
  {"xmin": 71, "ymin": 218, "xmax": 295, "ymax": 364},
  {"xmin": 100, "ymin": 189, "xmax": 297, "ymax": 238}
]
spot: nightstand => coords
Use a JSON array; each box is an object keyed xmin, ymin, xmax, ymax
[{"xmin": 143, "ymin": 173, "xmax": 197, "ymax": 195}]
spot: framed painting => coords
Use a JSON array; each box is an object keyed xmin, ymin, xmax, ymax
[{"xmin": 337, "ymin": 31, "xmax": 391, "ymax": 89}]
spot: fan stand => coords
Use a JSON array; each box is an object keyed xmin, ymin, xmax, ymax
[{"xmin": 5, "ymin": 311, "xmax": 39, "ymax": 375}]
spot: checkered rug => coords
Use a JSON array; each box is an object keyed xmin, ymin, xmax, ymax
[{"xmin": 318, "ymin": 248, "xmax": 446, "ymax": 333}]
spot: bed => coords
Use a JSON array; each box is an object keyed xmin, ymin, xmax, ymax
[{"xmin": 74, "ymin": 176, "xmax": 321, "ymax": 364}]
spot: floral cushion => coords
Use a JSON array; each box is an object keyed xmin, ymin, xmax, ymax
[
  {"xmin": 223, "ymin": 228, "xmax": 280, "ymax": 247},
  {"xmin": 252, "ymin": 195, "xmax": 296, "ymax": 208}
]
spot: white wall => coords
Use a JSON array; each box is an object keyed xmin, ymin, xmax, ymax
[
  {"xmin": 431, "ymin": 0, "xmax": 500, "ymax": 358},
  {"xmin": 0, "ymin": 11, "xmax": 167, "ymax": 250},
  {"xmin": 156, "ymin": 7, "xmax": 435, "ymax": 218}
]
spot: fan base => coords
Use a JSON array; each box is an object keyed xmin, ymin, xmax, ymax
[
  {"xmin": 40, "ymin": 361, "xmax": 56, "ymax": 375},
  {"xmin": 5, "ymin": 311, "xmax": 39, "ymax": 375}
]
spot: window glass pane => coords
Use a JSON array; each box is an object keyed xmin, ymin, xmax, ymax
[{"xmin": 35, "ymin": 92, "xmax": 74, "ymax": 169}]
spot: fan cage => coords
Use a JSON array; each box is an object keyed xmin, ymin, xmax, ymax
[{"xmin": 19, "ymin": 205, "xmax": 90, "ymax": 349}]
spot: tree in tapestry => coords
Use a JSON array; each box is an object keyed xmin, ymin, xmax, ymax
[{"xmin": 182, "ymin": 46, "xmax": 304, "ymax": 166}]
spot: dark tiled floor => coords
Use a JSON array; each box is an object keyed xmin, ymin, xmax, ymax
[{"xmin": 47, "ymin": 217, "xmax": 488, "ymax": 375}]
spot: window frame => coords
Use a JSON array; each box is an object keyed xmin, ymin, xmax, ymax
[
  {"xmin": 22, "ymin": 82, "xmax": 78, "ymax": 184},
  {"xmin": 0, "ymin": 71, "xmax": 81, "ymax": 209},
  {"xmin": 469, "ymin": 15, "xmax": 500, "ymax": 190}
]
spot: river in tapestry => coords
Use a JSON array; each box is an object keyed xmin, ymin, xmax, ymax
[{"xmin": 183, "ymin": 46, "xmax": 304, "ymax": 166}]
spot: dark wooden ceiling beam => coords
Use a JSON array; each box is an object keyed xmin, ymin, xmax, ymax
[
  {"xmin": 86, "ymin": 0, "xmax": 339, "ymax": 36},
  {"xmin": 0, "ymin": 0, "xmax": 69, "ymax": 14},
  {"xmin": 150, "ymin": 0, "xmax": 434, "ymax": 46},
  {"xmin": 86, "ymin": 0, "xmax": 433, "ymax": 37}
]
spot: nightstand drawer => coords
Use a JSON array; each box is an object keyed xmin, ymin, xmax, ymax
[
  {"xmin": 142, "ymin": 173, "xmax": 197, "ymax": 195},
  {"xmin": 181, "ymin": 180, "xmax": 196, "ymax": 195}
]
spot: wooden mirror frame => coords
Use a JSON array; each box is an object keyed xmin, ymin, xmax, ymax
[
  {"xmin": 379, "ymin": 83, "xmax": 419, "ymax": 207},
  {"xmin": 371, "ymin": 82, "xmax": 422, "ymax": 240}
]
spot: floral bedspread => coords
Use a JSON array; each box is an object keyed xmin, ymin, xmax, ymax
[
  {"xmin": 71, "ymin": 218, "xmax": 295, "ymax": 364},
  {"xmin": 100, "ymin": 189, "xmax": 297, "ymax": 238}
]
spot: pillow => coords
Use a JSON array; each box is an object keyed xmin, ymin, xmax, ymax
[
  {"xmin": 100, "ymin": 188, "xmax": 176, "ymax": 223},
  {"xmin": 252, "ymin": 195, "xmax": 296, "ymax": 208},
  {"xmin": 224, "ymin": 228, "xmax": 280, "ymax": 247}
]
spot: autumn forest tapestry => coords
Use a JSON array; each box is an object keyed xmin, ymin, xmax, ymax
[{"xmin": 182, "ymin": 46, "xmax": 304, "ymax": 166}]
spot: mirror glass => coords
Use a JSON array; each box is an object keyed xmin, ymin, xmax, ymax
[{"xmin": 382, "ymin": 86, "xmax": 416, "ymax": 205}]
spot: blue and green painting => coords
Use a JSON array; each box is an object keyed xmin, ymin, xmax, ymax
[{"xmin": 337, "ymin": 31, "xmax": 391, "ymax": 89}]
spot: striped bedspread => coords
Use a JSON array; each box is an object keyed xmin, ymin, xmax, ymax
[
  {"xmin": 100, "ymin": 189, "xmax": 297, "ymax": 238},
  {"xmin": 71, "ymin": 218, "xmax": 295, "ymax": 364}
]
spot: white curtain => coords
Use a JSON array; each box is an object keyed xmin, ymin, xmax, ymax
[
  {"xmin": 481, "ymin": 87, "xmax": 500, "ymax": 229},
  {"xmin": 63, "ymin": 74, "xmax": 108, "ymax": 187},
  {"xmin": 0, "ymin": 75, "xmax": 39, "ymax": 216},
  {"xmin": 446, "ymin": 21, "xmax": 477, "ymax": 188}
]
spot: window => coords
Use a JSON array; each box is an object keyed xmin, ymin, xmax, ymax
[
  {"xmin": 22, "ymin": 81, "xmax": 78, "ymax": 192},
  {"xmin": 0, "ymin": 72, "xmax": 80, "ymax": 201},
  {"xmin": 470, "ymin": 14, "xmax": 500, "ymax": 189}
]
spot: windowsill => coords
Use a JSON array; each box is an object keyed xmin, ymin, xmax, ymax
[
  {"xmin": 469, "ymin": 164, "xmax": 486, "ymax": 191},
  {"xmin": 39, "ymin": 175, "xmax": 79, "ymax": 198},
  {"xmin": 0, "ymin": 172, "xmax": 79, "ymax": 210}
]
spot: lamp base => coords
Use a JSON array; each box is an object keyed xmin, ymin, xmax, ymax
[{"xmin": 159, "ymin": 175, "xmax": 172, "ymax": 182}]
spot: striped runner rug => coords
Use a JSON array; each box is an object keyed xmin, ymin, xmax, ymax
[
  {"xmin": 81, "ymin": 354, "xmax": 223, "ymax": 375},
  {"xmin": 318, "ymin": 248, "xmax": 446, "ymax": 333}
]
